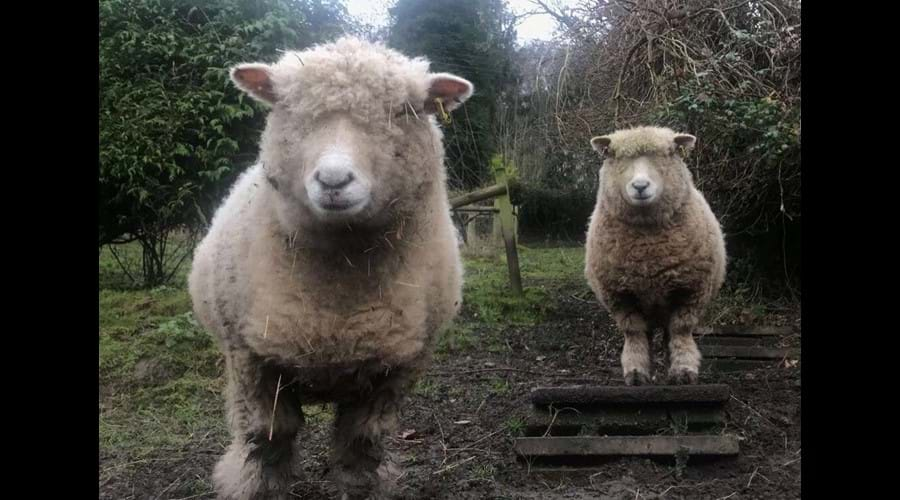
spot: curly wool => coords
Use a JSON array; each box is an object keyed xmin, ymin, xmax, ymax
[
  {"xmin": 190, "ymin": 38, "xmax": 464, "ymax": 370},
  {"xmin": 584, "ymin": 126, "xmax": 726, "ymax": 345},
  {"xmin": 189, "ymin": 37, "xmax": 470, "ymax": 499},
  {"xmin": 267, "ymin": 37, "xmax": 433, "ymax": 121},
  {"xmin": 599, "ymin": 126, "xmax": 684, "ymax": 158}
]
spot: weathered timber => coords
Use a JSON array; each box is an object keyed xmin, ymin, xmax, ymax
[
  {"xmin": 525, "ymin": 406, "xmax": 725, "ymax": 436},
  {"xmin": 700, "ymin": 345, "xmax": 799, "ymax": 360},
  {"xmin": 704, "ymin": 359, "xmax": 787, "ymax": 372},
  {"xmin": 449, "ymin": 180, "xmax": 522, "ymax": 209},
  {"xmin": 494, "ymin": 169, "xmax": 522, "ymax": 296},
  {"xmin": 514, "ymin": 435, "xmax": 740, "ymax": 458},
  {"xmin": 695, "ymin": 325, "xmax": 792, "ymax": 336},
  {"xmin": 695, "ymin": 335, "xmax": 768, "ymax": 346},
  {"xmin": 530, "ymin": 384, "xmax": 730, "ymax": 407}
]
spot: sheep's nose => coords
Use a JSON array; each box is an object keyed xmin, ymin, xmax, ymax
[
  {"xmin": 314, "ymin": 169, "xmax": 354, "ymax": 189},
  {"xmin": 631, "ymin": 179, "xmax": 650, "ymax": 193}
]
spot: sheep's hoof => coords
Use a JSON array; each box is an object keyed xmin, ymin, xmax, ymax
[
  {"xmin": 624, "ymin": 370, "xmax": 652, "ymax": 386},
  {"xmin": 667, "ymin": 368, "xmax": 699, "ymax": 385}
]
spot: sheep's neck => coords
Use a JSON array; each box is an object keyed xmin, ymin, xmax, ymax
[
  {"xmin": 611, "ymin": 190, "xmax": 691, "ymax": 229},
  {"xmin": 279, "ymin": 215, "xmax": 421, "ymax": 274},
  {"xmin": 617, "ymin": 205, "xmax": 686, "ymax": 229}
]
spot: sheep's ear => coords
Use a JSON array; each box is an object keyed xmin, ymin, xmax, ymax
[
  {"xmin": 230, "ymin": 63, "xmax": 278, "ymax": 105},
  {"xmin": 674, "ymin": 134, "xmax": 696, "ymax": 157},
  {"xmin": 590, "ymin": 136, "xmax": 612, "ymax": 156},
  {"xmin": 424, "ymin": 73, "xmax": 474, "ymax": 114}
]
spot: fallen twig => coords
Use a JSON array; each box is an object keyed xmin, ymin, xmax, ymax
[
  {"xmin": 432, "ymin": 455, "xmax": 476, "ymax": 475},
  {"xmin": 428, "ymin": 367, "xmax": 547, "ymax": 377}
]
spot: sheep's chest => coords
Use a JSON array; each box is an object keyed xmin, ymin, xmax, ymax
[
  {"xmin": 596, "ymin": 225, "xmax": 706, "ymax": 308},
  {"xmin": 242, "ymin": 249, "xmax": 432, "ymax": 367}
]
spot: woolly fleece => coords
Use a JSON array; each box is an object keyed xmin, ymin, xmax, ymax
[{"xmin": 584, "ymin": 126, "xmax": 726, "ymax": 384}]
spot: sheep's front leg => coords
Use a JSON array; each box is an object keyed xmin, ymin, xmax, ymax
[
  {"xmin": 605, "ymin": 291, "xmax": 652, "ymax": 385},
  {"xmin": 666, "ymin": 309, "xmax": 702, "ymax": 384},
  {"xmin": 331, "ymin": 367, "xmax": 415, "ymax": 500},
  {"xmin": 607, "ymin": 306, "xmax": 651, "ymax": 386},
  {"xmin": 213, "ymin": 350, "xmax": 304, "ymax": 500}
]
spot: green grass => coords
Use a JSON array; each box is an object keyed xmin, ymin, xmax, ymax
[
  {"xmin": 99, "ymin": 243, "xmax": 224, "ymax": 460},
  {"xmin": 488, "ymin": 377, "xmax": 510, "ymax": 395},
  {"xmin": 99, "ymin": 239, "xmax": 790, "ymax": 470},
  {"xmin": 460, "ymin": 245, "xmax": 585, "ymax": 326},
  {"xmin": 413, "ymin": 378, "xmax": 438, "ymax": 397},
  {"xmin": 504, "ymin": 416, "xmax": 525, "ymax": 437}
]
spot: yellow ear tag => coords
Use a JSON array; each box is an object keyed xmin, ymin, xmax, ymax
[{"xmin": 435, "ymin": 97, "xmax": 451, "ymax": 125}]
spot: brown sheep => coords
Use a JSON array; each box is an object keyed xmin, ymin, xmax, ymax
[{"xmin": 584, "ymin": 126, "xmax": 726, "ymax": 385}]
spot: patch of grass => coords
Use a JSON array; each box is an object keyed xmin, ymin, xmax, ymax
[
  {"xmin": 99, "ymin": 291, "xmax": 218, "ymax": 387},
  {"xmin": 460, "ymin": 246, "xmax": 588, "ymax": 327},
  {"xmin": 413, "ymin": 378, "xmax": 438, "ymax": 398},
  {"xmin": 447, "ymin": 385, "xmax": 466, "ymax": 399},
  {"xmin": 488, "ymin": 377, "xmax": 510, "ymax": 395},
  {"xmin": 472, "ymin": 462, "xmax": 497, "ymax": 481},
  {"xmin": 462, "ymin": 259, "xmax": 543, "ymax": 326},
  {"xmin": 100, "ymin": 255, "xmax": 226, "ymax": 461},
  {"xmin": 435, "ymin": 323, "xmax": 477, "ymax": 355},
  {"xmin": 504, "ymin": 416, "xmax": 525, "ymax": 437},
  {"xmin": 99, "ymin": 373, "xmax": 225, "ymax": 456}
]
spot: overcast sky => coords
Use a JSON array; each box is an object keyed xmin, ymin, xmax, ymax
[{"xmin": 344, "ymin": 0, "xmax": 578, "ymax": 44}]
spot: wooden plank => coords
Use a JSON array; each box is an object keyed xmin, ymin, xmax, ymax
[
  {"xmin": 695, "ymin": 335, "xmax": 766, "ymax": 346},
  {"xmin": 531, "ymin": 384, "xmax": 730, "ymax": 407},
  {"xmin": 514, "ymin": 435, "xmax": 739, "ymax": 457},
  {"xmin": 525, "ymin": 406, "xmax": 725, "ymax": 436},
  {"xmin": 530, "ymin": 406, "xmax": 725, "ymax": 426},
  {"xmin": 695, "ymin": 325, "xmax": 791, "ymax": 336},
  {"xmin": 449, "ymin": 183, "xmax": 508, "ymax": 209},
  {"xmin": 704, "ymin": 359, "xmax": 781, "ymax": 372},
  {"xmin": 701, "ymin": 345, "xmax": 799, "ymax": 360}
]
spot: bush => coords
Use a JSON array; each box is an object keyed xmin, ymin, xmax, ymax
[
  {"xmin": 517, "ymin": 184, "xmax": 594, "ymax": 242},
  {"xmin": 99, "ymin": 0, "xmax": 349, "ymax": 286}
]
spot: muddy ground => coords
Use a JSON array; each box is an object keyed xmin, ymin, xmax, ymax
[{"xmin": 100, "ymin": 277, "xmax": 800, "ymax": 500}]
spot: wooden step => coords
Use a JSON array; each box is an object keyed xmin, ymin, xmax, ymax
[
  {"xmin": 695, "ymin": 325, "xmax": 792, "ymax": 336},
  {"xmin": 704, "ymin": 359, "xmax": 792, "ymax": 372},
  {"xmin": 695, "ymin": 335, "xmax": 771, "ymax": 346},
  {"xmin": 527, "ymin": 384, "xmax": 730, "ymax": 436},
  {"xmin": 524, "ymin": 405, "xmax": 725, "ymax": 436},
  {"xmin": 531, "ymin": 384, "xmax": 730, "ymax": 407},
  {"xmin": 515, "ymin": 435, "xmax": 740, "ymax": 458},
  {"xmin": 700, "ymin": 345, "xmax": 799, "ymax": 360}
]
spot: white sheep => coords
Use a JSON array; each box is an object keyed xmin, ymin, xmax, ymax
[
  {"xmin": 584, "ymin": 126, "xmax": 726, "ymax": 386},
  {"xmin": 188, "ymin": 37, "xmax": 474, "ymax": 500}
]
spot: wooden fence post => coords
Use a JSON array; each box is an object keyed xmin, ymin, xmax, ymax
[{"xmin": 494, "ymin": 168, "xmax": 523, "ymax": 296}]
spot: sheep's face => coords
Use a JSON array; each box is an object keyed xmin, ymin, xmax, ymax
[
  {"xmin": 608, "ymin": 155, "xmax": 666, "ymax": 207},
  {"xmin": 590, "ymin": 129, "xmax": 696, "ymax": 218},
  {"xmin": 270, "ymin": 114, "xmax": 381, "ymax": 224},
  {"xmin": 229, "ymin": 38, "xmax": 473, "ymax": 230}
]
